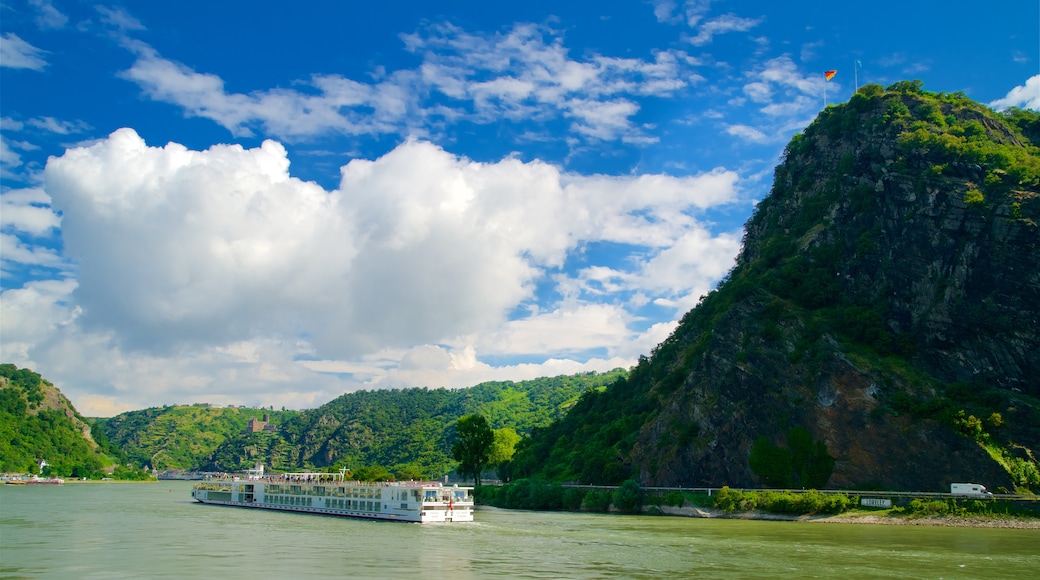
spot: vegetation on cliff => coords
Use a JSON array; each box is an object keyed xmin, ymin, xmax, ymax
[
  {"xmin": 505, "ymin": 81, "xmax": 1040, "ymax": 492},
  {"xmin": 0, "ymin": 364, "xmax": 122, "ymax": 477}
]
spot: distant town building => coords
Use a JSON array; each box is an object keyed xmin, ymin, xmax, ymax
[{"xmin": 241, "ymin": 413, "xmax": 278, "ymax": 434}]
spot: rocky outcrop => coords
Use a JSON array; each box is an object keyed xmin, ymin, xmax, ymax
[{"xmin": 627, "ymin": 85, "xmax": 1040, "ymax": 491}]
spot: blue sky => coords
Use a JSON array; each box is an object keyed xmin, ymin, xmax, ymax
[{"xmin": 2, "ymin": 0, "xmax": 1037, "ymax": 416}]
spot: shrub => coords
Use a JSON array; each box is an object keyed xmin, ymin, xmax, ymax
[
  {"xmin": 613, "ymin": 480, "xmax": 643, "ymax": 513},
  {"xmin": 562, "ymin": 487, "xmax": 585, "ymax": 510},
  {"xmin": 582, "ymin": 490, "xmax": 612, "ymax": 512}
]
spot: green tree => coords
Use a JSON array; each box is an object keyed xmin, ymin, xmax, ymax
[
  {"xmin": 612, "ymin": 479, "xmax": 643, "ymax": 513},
  {"xmin": 452, "ymin": 414, "xmax": 494, "ymax": 485},
  {"xmin": 749, "ymin": 436, "xmax": 793, "ymax": 488},
  {"xmin": 488, "ymin": 427, "xmax": 521, "ymax": 469},
  {"xmin": 351, "ymin": 464, "xmax": 393, "ymax": 481}
]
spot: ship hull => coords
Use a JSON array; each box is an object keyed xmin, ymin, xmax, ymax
[{"xmin": 192, "ymin": 477, "xmax": 474, "ymax": 523}]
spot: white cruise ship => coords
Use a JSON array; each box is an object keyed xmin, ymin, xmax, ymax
[{"xmin": 191, "ymin": 465, "xmax": 474, "ymax": 523}]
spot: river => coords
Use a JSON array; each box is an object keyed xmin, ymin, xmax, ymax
[{"xmin": 1, "ymin": 481, "xmax": 1036, "ymax": 579}]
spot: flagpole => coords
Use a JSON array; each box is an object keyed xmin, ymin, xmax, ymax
[
  {"xmin": 854, "ymin": 60, "xmax": 858, "ymax": 92},
  {"xmin": 823, "ymin": 72, "xmax": 827, "ymax": 107}
]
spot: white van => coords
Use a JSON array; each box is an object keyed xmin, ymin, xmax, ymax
[{"xmin": 950, "ymin": 483, "xmax": 993, "ymax": 496}]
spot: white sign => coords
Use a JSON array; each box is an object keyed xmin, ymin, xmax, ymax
[{"xmin": 860, "ymin": 498, "xmax": 892, "ymax": 508}]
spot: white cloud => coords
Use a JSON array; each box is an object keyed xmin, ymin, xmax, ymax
[
  {"xmin": 409, "ymin": 23, "xmax": 695, "ymax": 142},
  {"xmin": 0, "ymin": 33, "xmax": 48, "ymax": 70},
  {"xmin": 687, "ymin": 14, "xmax": 762, "ymax": 46},
  {"xmin": 96, "ymin": 5, "xmax": 146, "ymax": 32},
  {"xmin": 722, "ymin": 55, "xmax": 831, "ymax": 144},
  {"xmin": 117, "ymin": 23, "xmax": 696, "ymax": 144},
  {"xmin": 726, "ymin": 124, "xmax": 768, "ymax": 143},
  {"xmin": 44, "ymin": 129, "xmax": 739, "ymax": 355},
  {"xmin": 480, "ymin": 303, "xmax": 632, "ymax": 356},
  {"xmin": 21, "ymin": 128, "xmax": 745, "ymax": 413},
  {"xmin": 991, "ymin": 75, "xmax": 1040, "ymax": 111},
  {"xmin": 27, "ymin": 117, "xmax": 92, "ymax": 135},
  {"xmin": 1, "ymin": 136, "xmax": 25, "ymax": 178},
  {"xmin": 29, "ymin": 0, "xmax": 68, "ymax": 29},
  {"xmin": 0, "ymin": 188, "xmax": 61, "ymax": 236},
  {"xmin": 0, "ymin": 277, "xmax": 78, "ymax": 363}
]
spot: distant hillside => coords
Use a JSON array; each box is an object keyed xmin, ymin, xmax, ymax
[
  {"xmin": 0, "ymin": 364, "xmax": 115, "ymax": 477},
  {"xmin": 95, "ymin": 405, "xmax": 301, "ymax": 471},
  {"xmin": 507, "ymin": 82, "xmax": 1040, "ymax": 492},
  {"xmin": 98, "ymin": 370, "xmax": 627, "ymax": 477}
]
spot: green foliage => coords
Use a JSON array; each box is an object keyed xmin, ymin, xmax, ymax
[
  {"xmin": 713, "ymin": 486, "xmax": 853, "ymax": 515},
  {"xmin": 350, "ymin": 464, "xmax": 394, "ymax": 481},
  {"xmin": 477, "ymin": 478, "xmax": 565, "ymax": 510},
  {"xmin": 612, "ymin": 480, "xmax": 643, "ymax": 513},
  {"xmin": 99, "ymin": 405, "xmax": 299, "ymax": 471},
  {"xmin": 897, "ymin": 497, "xmax": 1034, "ymax": 518},
  {"xmin": 856, "ymin": 83, "xmax": 884, "ymax": 98},
  {"xmin": 581, "ymin": 489, "xmax": 613, "ymax": 512},
  {"xmin": 0, "ymin": 364, "xmax": 110, "ymax": 478},
  {"xmin": 749, "ymin": 436, "xmax": 792, "ymax": 488},
  {"xmin": 112, "ymin": 464, "xmax": 153, "ymax": 480},
  {"xmin": 885, "ymin": 380, "xmax": 1040, "ymax": 489},
  {"xmin": 488, "ymin": 427, "xmax": 521, "ymax": 468},
  {"xmin": 452, "ymin": 414, "xmax": 494, "ymax": 485},
  {"xmin": 506, "ymin": 370, "xmax": 654, "ymax": 484},
  {"xmin": 886, "ymin": 79, "xmax": 924, "ymax": 94},
  {"xmin": 964, "ymin": 188, "xmax": 985, "ymax": 205},
  {"xmin": 749, "ymin": 428, "xmax": 834, "ymax": 489},
  {"xmin": 98, "ymin": 370, "xmax": 625, "ymax": 478}
]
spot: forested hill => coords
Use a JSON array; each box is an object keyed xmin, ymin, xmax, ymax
[
  {"xmin": 98, "ymin": 370, "xmax": 626, "ymax": 476},
  {"xmin": 95, "ymin": 405, "xmax": 301, "ymax": 472},
  {"xmin": 0, "ymin": 364, "xmax": 115, "ymax": 477},
  {"xmin": 506, "ymin": 81, "xmax": 1040, "ymax": 493}
]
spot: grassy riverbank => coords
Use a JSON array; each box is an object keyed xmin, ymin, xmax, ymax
[{"xmin": 475, "ymin": 480, "xmax": 1040, "ymax": 528}]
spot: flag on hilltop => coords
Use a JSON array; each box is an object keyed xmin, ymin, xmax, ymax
[{"xmin": 824, "ymin": 70, "xmax": 837, "ymax": 81}]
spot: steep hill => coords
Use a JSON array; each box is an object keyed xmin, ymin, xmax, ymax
[
  {"xmin": 507, "ymin": 82, "xmax": 1040, "ymax": 493},
  {"xmin": 0, "ymin": 364, "xmax": 111, "ymax": 477},
  {"xmin": 97, "ymin": 370, "xmax": 626, "ymax": 476}
]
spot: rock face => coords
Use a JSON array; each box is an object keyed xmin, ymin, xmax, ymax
[
  {"xmin": 631, "ymin": 84, "xmax": 1040, "ymax": 491},
  {"xmin": 513, "ymin": 83, "xmax": 1040, "ymax": 492}
]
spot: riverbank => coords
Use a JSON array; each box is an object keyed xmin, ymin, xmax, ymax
[{"xmin": 654, "ymin": 505, "xmax": 1040, "ymax": 529}]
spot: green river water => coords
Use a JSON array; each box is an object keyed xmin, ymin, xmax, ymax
[{"xmin": 1, "ymin": 481, "xmax": 1036, "ymax": 579}]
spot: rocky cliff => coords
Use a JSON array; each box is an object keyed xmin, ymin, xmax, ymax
[{"xmin": 509, "ymin": 82, "xmax": 1040, "ymax": 492}]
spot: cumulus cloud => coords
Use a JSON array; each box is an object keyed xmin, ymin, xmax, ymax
[
  {"xmin": 26, "ymin": 129, "xmax": 744, "ymax": 412},
  {"xmin": 1, "ymin": 33, "xmax": 48, "ymax": 70},
  {"xmin": 991, "ymin": 75, "xmax": 1040, "ymax": 111},
  {"xmin": 44, "ymin": 130, "xmax": 740, "ymax": 360}
]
